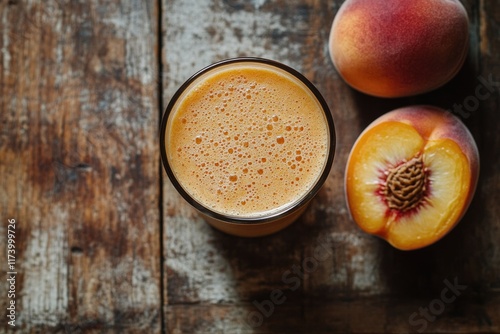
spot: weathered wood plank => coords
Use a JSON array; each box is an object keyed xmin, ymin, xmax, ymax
[
  {"xmin": 158, "ymin": 0, "xmax": 500, "ymax": 332},
  {"xmin": 166, "ymin": 295, "xmax": 500, "ymax": 334},
  {"xmin": 476, "ymin": 0, "xmax": 500, "ymax": 287},
  {"xmin": 0, "ymin": 0, "xmax": 161, "ymax": 332},
  {"xmin": 161, "ymin": 0, "xmax": 345, "ymax": 305}
]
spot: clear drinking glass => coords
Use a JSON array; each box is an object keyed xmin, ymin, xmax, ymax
[{"xmin": 161, "ymin": 57, "xmax": 336, "ymax": 237}]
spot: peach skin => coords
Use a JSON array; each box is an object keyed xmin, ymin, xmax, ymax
[
  {"xmin": 345, "ymin": 106, "xmax": 479, "ymax": 250},
  {"xmin": 329, "ymin": 0, "xmax": 469, "ymax": 98}
]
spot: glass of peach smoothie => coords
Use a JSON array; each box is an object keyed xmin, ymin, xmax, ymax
[{"xmin": 161, "ymin": 58, "xmax": 335, "ymax": 237}]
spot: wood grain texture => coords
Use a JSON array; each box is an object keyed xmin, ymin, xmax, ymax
[
  {"xmin": 167, "ymin": 295, "xmax": 500, "ymax": 334},
  {"xmin": 162, "ymin": 0, "xmax": 500, "ymax": 333},
  {"xmin": 0, "ymin": 0, "xmax": 161, "ymax": 332}
]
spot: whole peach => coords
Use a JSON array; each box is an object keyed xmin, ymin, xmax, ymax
[{"xmin": 329, "ymin": 0, "xmax": 469, "ymax": 98}]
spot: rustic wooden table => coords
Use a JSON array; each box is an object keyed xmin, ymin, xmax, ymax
[{"xmin": 1, "ymin": 0, "xmax": 499, "ymax": 333}]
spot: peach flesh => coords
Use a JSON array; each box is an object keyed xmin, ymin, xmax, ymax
[
  {"xmin": 345, "ymin": 106, "xmax": 479, "ymax": 250},
  {"xmin": 329, "ymin": 0, "xmax": 470, "ymax": 98}
]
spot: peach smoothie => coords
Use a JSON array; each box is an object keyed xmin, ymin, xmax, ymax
[{"xmin": 162, "ymin": 59, "xmax": 334, "ymax": 235}]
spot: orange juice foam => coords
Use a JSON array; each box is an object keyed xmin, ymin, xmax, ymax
[{"xmin": 166, "ymin": 62, "xmax": 330, "ymax": 218}]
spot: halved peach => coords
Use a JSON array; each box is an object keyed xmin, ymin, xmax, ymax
[{"xmin": 345, "ymin": 106, "xmax": 479, "ymax": 250}]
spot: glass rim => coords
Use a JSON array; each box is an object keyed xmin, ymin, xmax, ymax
[{"xmin": 160, "ymin": 57, "xmax": 336, "ymax": 225}]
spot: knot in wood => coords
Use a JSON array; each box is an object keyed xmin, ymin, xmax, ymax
[{"xmin": 383, "ymin": 155, "xmax": 427, "ymax": 212}]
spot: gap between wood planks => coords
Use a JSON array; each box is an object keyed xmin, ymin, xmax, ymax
[{"xmin": 157, "ymin": 0, "xmax": 166, "ymax": 333}]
